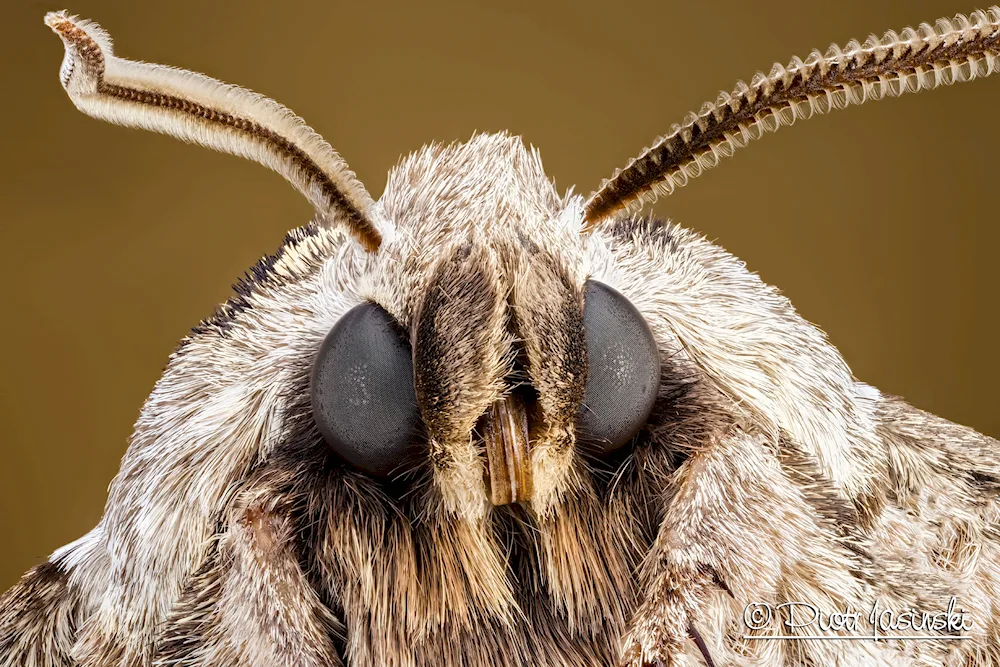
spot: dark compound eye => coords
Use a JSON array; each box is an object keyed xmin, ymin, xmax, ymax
[
  {"xmin": 577, "ymin": 280, "xmax": 661, "ymax": 454},
  {"xmin": 311, "ymin": 302, "xmax": 421, "ymax": 477}
]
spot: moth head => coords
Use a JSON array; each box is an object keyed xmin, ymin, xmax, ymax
[{"xmin": 311, "ymin": 134, "xmax": 662, "ymax": 519}]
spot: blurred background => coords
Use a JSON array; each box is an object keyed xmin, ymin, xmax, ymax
[{"xmin": 2, "ymin": 0, "xmax": 997, "ymax": 591}]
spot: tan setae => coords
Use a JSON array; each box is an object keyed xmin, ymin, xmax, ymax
[{"xmin": 2, "ymin": 7, "xmax": 999, "ymax": 667}]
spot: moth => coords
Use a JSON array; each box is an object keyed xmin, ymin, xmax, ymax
[{"xmin": 2, "ymin": 6, "xmax": 999, "ymax": 667}]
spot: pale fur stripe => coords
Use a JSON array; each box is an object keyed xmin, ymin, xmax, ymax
[
  {"xmin": 150, "ymin": 504, "xmax": 344, "ymax": 667},
  {"xmin": 584, "ymin": 6, "xmax": 1000, "ymax": 224},
  {"xmin": 43, "ymin": 11, "xmax": 381, "ymax": 251}
]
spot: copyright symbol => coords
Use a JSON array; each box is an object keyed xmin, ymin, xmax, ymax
[{"xmin": 743, "ymin": 602, "xmax": 773, "ymax": 630}]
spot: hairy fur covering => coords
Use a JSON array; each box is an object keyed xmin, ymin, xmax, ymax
[{"xmin": 2, "ymin": 134, "xmax": 999, "ymax": 667}]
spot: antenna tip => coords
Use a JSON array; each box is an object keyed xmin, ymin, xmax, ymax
[{"xmin": 44, "ymin": 10, "xmax": 72, "ymax": 33}]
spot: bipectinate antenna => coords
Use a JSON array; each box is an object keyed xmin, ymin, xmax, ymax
[
  {"xmin": 44, "ymin": 11, "xmax": 382, "ymax": 252},
  {"xmin": 583, "ymin": 7, "xmax": 1000, "ymax": 229}
]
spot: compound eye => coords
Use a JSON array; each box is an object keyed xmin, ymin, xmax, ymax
[
  {"xmin": 311, "ymin": 302, "xmax": 421, "ymax": 477},
  {"xmin": 577, "ymin": 280, "xmax": 660, "ymax": 454}
]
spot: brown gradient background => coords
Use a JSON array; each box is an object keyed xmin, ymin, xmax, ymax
[{"xmin": 1, "ymin": 0, "xmax": 998, "ymax": 591}]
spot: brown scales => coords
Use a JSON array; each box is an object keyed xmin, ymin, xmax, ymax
[{"xmin": 2, "ymin": 7, "xmax": 999, "ymax": 667}]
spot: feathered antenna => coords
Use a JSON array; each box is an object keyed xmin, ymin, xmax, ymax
[
  {"xmin": 44, "ymin": 11, "xmax": 382, "ymax": 252},
  {"xmin": 583, "ymin": 7, "xmax": 1000, "ymax": 228}
]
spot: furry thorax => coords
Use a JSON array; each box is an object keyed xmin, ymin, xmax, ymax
[{"xmin": 3, "ymin": 7, "xmax": 1000, "ymax": 667}]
